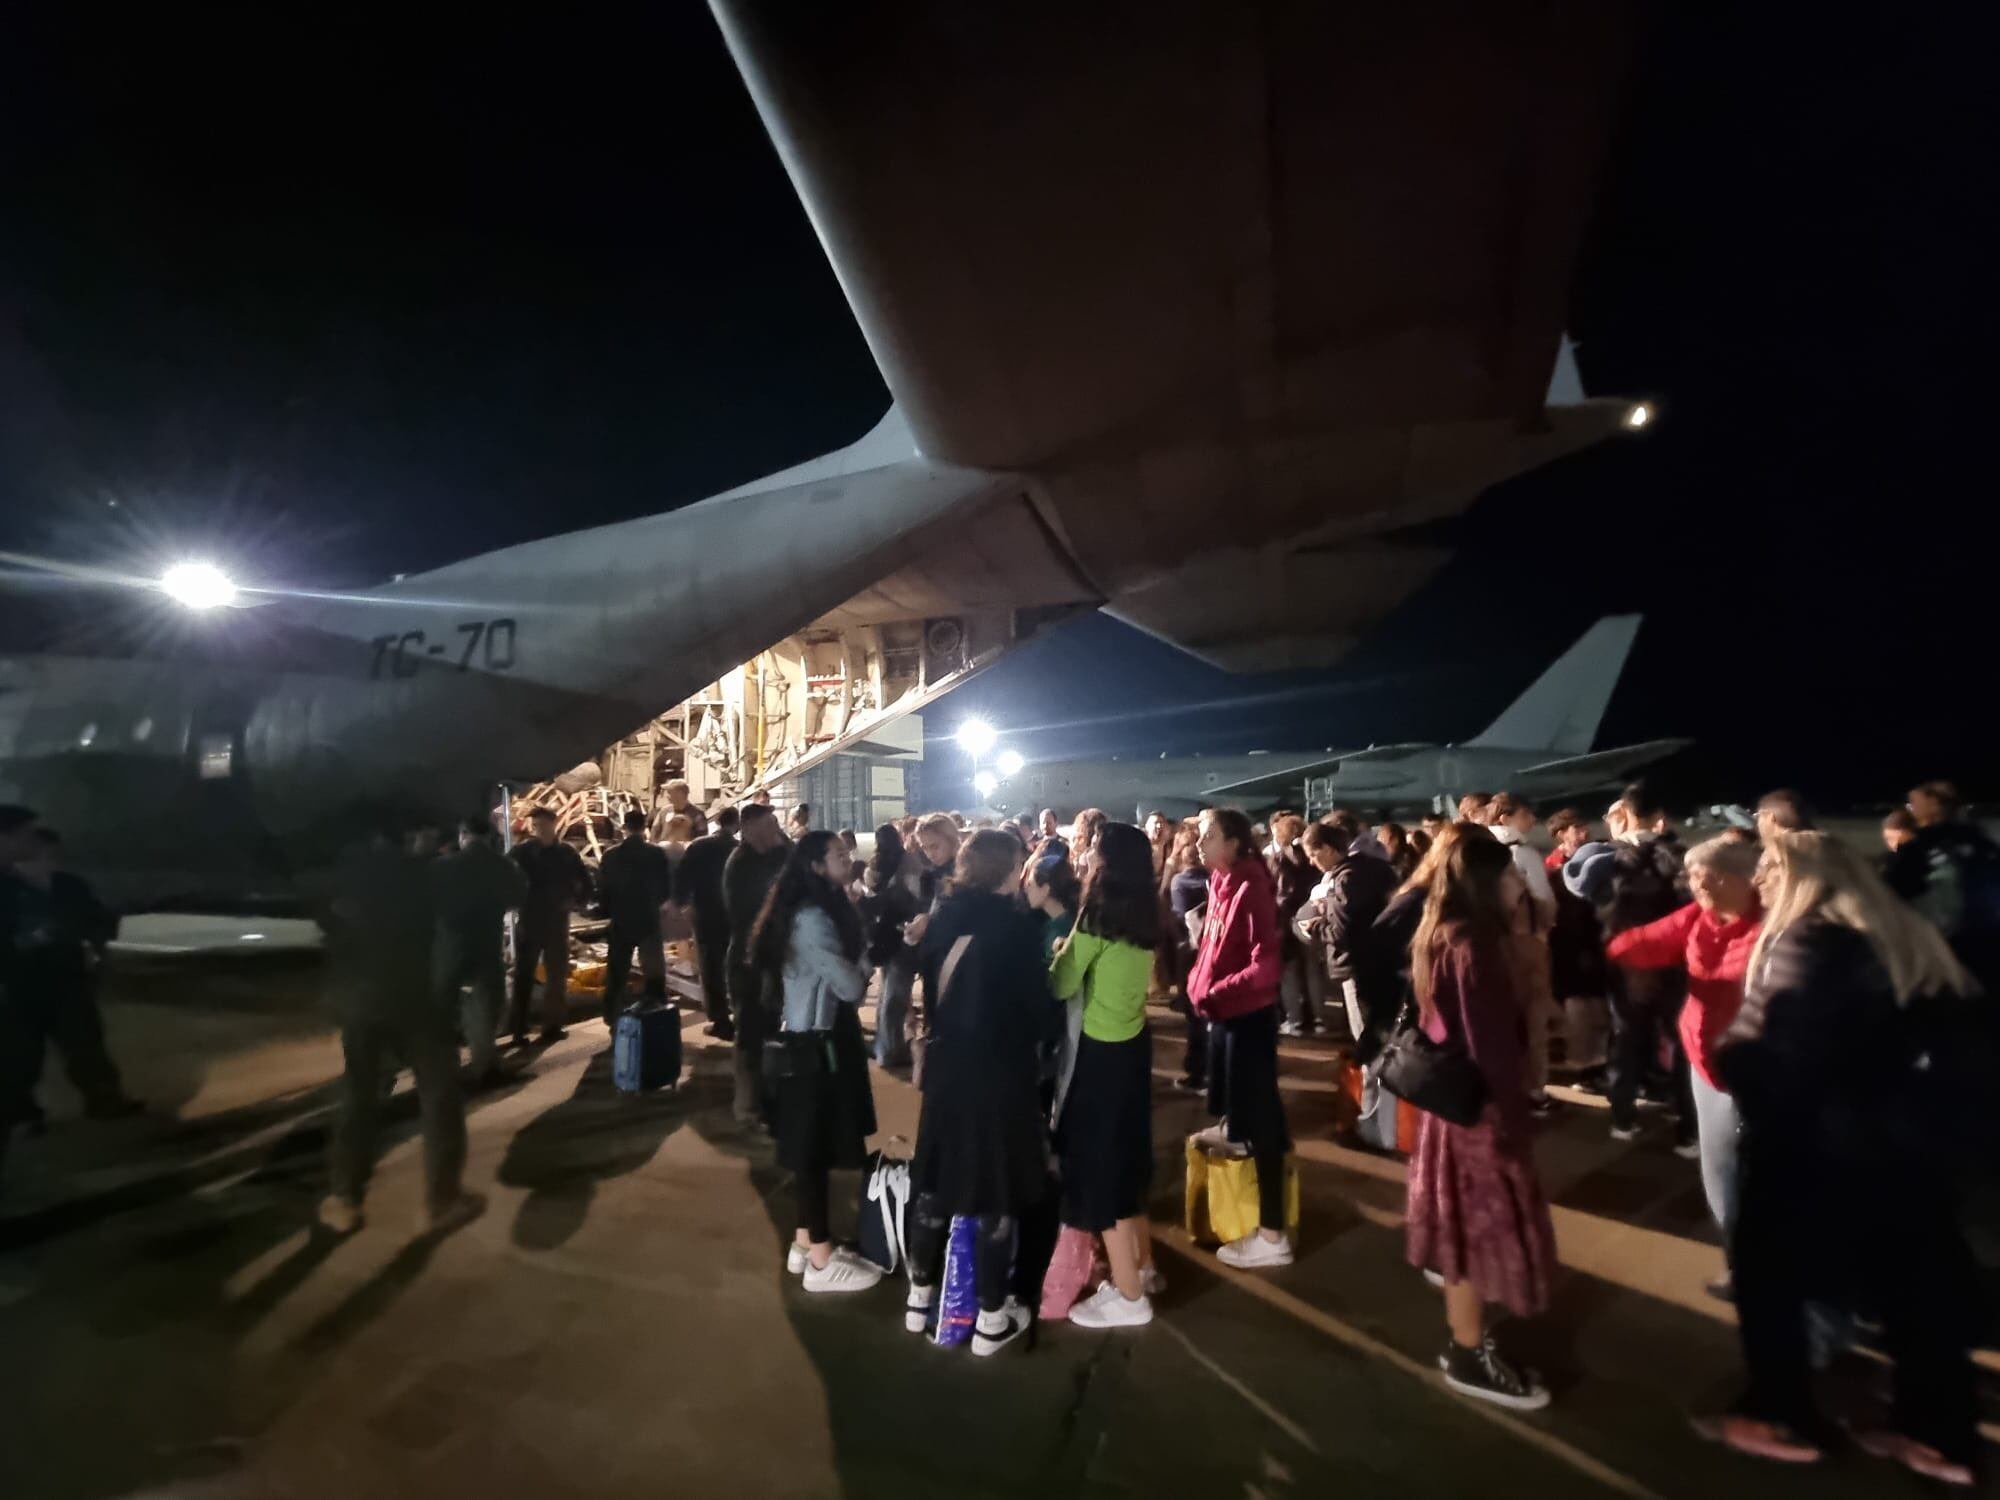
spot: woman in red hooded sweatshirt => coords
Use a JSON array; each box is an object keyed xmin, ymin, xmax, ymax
[{"xmin": 1186, "ymin": 807, "xmax": 1292, "ymax": 1269}]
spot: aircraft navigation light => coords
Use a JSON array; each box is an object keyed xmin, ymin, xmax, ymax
[
  {"xmin": 1623, "ymin": 402, "xmax": 1653, "ymax": 430},
  {"xmin": 995, "ymin": 749, "xmax": 1026, "ymax": 778},
  {"xmin": 160, "ymin": 561, "xmax": 238, "ymax": 610},
  {"xmin": 956, "ymin": 718, "xmax": 999, "ymax": 756}
]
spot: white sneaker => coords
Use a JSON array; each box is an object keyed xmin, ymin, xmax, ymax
[
  {"xmin": 1140, "ymin": 1265, "xmax": 1168, "ymax": 1298},
  {"xmin": 801, "ymin": 1249, "xmax": 883, "ymax": 1294},
  {"xmin": 1423, "ymin": 1267, "xmax": 1446, "ymax": 1289},
  {"xmin": 786, "ymin": 1243, "xmax": 808, "ymax": 1276},
  {"xmin": 1672, "ymin": 1138, "xmax": 1701, "ymax": 1160},
  {"xmin": 1610, "ymin": 1124, "xmax": 1640, "ymax": 1143},
  {"xmin": 971, "ymin": 1297, "xmax": 1031, "ymax": 1356},
  {"xmin": 904, "ymin": 1281, "xmax": 936, "ymax": 1334},
  {"xmin": 1068, "ymin": 1281, "xmax": 1154, "ymax": 1330},
  {"xmin": 1216, "ymin": 1232, "xmax": 1293, "ymax": 1270}
]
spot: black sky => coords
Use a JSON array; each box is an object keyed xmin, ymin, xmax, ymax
[{"xmin": 1, "ymin": 9, "xmax": 1991, "ymax": 810}]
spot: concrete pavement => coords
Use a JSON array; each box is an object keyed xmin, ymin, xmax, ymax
[{"xmin": 2, "ymin": 957, "xmax": 1992, "ymax": 1498}]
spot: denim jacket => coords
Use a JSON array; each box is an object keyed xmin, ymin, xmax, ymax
[{"xmin": 780, "ymin": 906, "xmax": 869, "ymax": 1034}]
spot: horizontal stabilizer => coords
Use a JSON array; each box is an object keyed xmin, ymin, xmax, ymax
[
  {"xmin": 1511, "ymin": 738, "xmax": 1692, "ymax": 785},
  {"xmin": 1202, "ymin": 742, "xmax": 1434, "ymax": 798}
]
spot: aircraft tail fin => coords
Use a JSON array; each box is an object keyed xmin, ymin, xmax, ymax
[{"xmin": 1467, "ymin": 615, "xmax": 1641, "ymax": 754}]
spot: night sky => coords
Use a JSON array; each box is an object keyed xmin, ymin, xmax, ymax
[{"xmin": 1, "ymin": 10, "xmax": 1988, "ymax": 811}]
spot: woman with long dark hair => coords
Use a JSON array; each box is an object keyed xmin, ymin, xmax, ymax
[
  {"xmin": 751, "ymin": 830, "xmax": 882, "ymax": 1294},
  {"xmin": 1405, "ymin": 827, "xmax": 1558, "ymax": 1410},
  {"xmin": 903, "ymin": 830, "xmax": 1051, "ymax": 1355},
  {"xmin": 1699, "ymin": 831, "xmax": 1979, "ymax": 1484},
  {"xmin": 863, "ymin": 822, "xmax": 924, "ymax": 1068},
  {"xmin": 1187, "ymin": 807, "xmax": 1292, "ymax": 1270},
  {"xmin": 1051, "ymin": 822, "xmax": 1165, "ymax": 1328}
]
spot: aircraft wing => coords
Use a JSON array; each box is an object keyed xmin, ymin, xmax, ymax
[
  {"xmin": 1511, "ymin": 739, "xmax": 1693, "ymax": 786},
  {"xmin": 1201, "ymin": 743, "xmax": 1435, "ymax": 799},
  {"xmin": 713, "ymin": 4, "xmax": 1644, "ymax": 672}
]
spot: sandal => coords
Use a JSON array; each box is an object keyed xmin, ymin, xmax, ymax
[{"xmin": 1689, "ymin": 1414, "xmax": 1823, "ymax": 1465}]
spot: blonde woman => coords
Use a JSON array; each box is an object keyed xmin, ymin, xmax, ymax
[{"xmin": 1699, "ymin": 832, "xmax": 1978, "ymax": 1485}]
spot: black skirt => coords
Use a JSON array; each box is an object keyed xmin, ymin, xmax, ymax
[
  {"xmin": 1205, "ymin": 1005, "xmax": 1291, "ymax": 1153},
  {"xmin": 911, "ymin": 1038, "xmax": 1049, "ymax": 1218},
  {"xmin": 1057, "ymin": 1028, "xmax": 1155, "ymax": 1231},
  {"xmin": 774, "ymin": 1005, "xmax": 878, "ymax": 1176}
]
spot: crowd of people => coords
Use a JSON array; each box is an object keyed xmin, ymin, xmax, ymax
[{"xmin": 1, "ymin": 772, "xmax": 1993, "ymax": 1484}]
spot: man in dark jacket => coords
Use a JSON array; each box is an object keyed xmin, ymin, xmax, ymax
[
  {"xmin": 0, "ymin": 825, "xmax": 139, "ymax": 1131},
  {"xmin": 1296, "ymin": 816, "xmax": 1398, "ymax": 1053},
  {"xmin": 509, "ymin": 806, "xmax": 591, "ymax": 1045},
  {"xmin": 1886, "ymin": 780, "xmax": 2000, "ymax": 991},
  {"xmin": 598, "ymin": 809, "xmax": 674, "ymax": 1024},
  {"xmin": 1565, "ymin": 786, "xmax": 1690, "ymax": 1142},
  {"xmin": 723, "ymin": 804, "xmax": 790, "ymax": 1123},
  {"xmin": 675, "ymin": 805, "xmax": 739, "ymax": 1036},
  {"xmin": 321, "ymin": 823, "xmax": 482, "ymax": 1237},
  {"xmin": 433, "ymin": 817, "xmax": 528, "ymax": 1087}
]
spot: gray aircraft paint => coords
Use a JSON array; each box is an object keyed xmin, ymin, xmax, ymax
[{"xmin": 987, "ymin": 617, "xmax": 1689, "ymax": 820}]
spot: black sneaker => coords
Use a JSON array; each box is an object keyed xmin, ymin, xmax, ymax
[
  {"xmin": 1705, "ymin": 1274, "xmax": 1735, "ymax": 1304},
  {"xmin": 1527, "ymin": 1093, "xmax": 1558, "ymax": 1118},
  {"xmin": 1439, "ymin": 1337, "xmax": 1550, "ymax": 1411},
  {"xmin": 1174, "ymin": 1072, "xmax": 1204, "ymax": 1093}
]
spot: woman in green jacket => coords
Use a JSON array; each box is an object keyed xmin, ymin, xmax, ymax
[{"xmin": 1051, "ymin": 821, "xmax": 1163, "ymax": 1330}]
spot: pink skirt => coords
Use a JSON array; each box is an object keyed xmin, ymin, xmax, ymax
[{"xmin": 1404, "ymin": 1106, "xmax": 1557, "ymax": 1318}]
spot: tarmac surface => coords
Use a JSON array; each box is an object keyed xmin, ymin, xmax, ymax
[{"xmin": 2, "ymin": 952, "xmax": 1995, "ymax": 1499}]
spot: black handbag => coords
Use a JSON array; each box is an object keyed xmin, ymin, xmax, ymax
[{"xmin": 1374, "ymin": 1000, "xmax": 1488, "ymax": 1127}]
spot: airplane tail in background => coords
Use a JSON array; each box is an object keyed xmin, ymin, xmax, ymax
[{"xmin": 1467, "ymin": 615, "xmax": 1642, "ymax": 754}]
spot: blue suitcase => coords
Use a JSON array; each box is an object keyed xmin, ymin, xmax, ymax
[{"xmin": 614, "ymin": 1002, "xmax": 681, "ymax": 1093}]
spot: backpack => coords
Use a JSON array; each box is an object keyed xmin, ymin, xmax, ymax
[{"xmin": 1605, "ymin": 839, "xmax": 1684, "ymax": 934}]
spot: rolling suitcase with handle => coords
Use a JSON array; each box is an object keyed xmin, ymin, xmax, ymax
[{"xmin": 614, "ymin": 1001, "xmax": 682, "ymax": 1093}]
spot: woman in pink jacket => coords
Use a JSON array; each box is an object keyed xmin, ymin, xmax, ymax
[{"xmin": 1187, "ymin": 807, "xmax": 1291, "ymax": 1269}]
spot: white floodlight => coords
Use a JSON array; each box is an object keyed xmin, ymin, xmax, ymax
[
  {"xmin": 160, "ymin": 561, "xmax": 238, "ymax": 610},
  {"xmin": 1623, "ymin": 402, "xmax": 1653, "ymax": 431},
  {"xmin": 995, "ymin": 749, "xmax": 1026, "ymax": 778},
  {"xmin": 972, "ymin": 770, "xmax": 1000, "ymax": 800},
  {"xmin": 956, "ymin": 718, "xmax": 999, "ymax": 756}
]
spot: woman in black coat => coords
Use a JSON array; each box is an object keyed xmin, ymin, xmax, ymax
[
  {"xmin": 1699, "ymin": 831, "xmax": 1980, "ymax": 1486},
  {"xmin": 901, "ymin": 830, "xmax": 1050, "ymax": 1356}
]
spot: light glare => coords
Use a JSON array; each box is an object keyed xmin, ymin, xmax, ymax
[
  {"xmin": 972, "ymin": 770, "xmax": 1000, "ymax": 800},
  {"xmin": 995, "ymin": 749, "xmax": 1026, "ymax": 778},
  {"xmin": 1623, "ymin": 402, "xmax": 1653, "ymax": 430},
  {"xmin": 956, "ymin": 718, "xmax": 999, "ymax": 756},
  {"xmin": 160, "ymin": 561, "xmax": 238, "ymax": 610}
]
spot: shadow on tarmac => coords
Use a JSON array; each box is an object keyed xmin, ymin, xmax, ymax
[{"xmin": 498, "ymin": 1043, "xmax": 690, "ymax": 1251}]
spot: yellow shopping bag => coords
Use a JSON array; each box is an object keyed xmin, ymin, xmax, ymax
[{"xmin": 1184, "ymin": 1138, "xmax": 1300, "ymax": 1246}]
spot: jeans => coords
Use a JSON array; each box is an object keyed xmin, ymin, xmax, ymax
[
  {"xmin": 329, "ymin": 1009, "xmax": 467, "ymax": 1215},
  {"xmin": 434, "ymin": 932, "xmax": 505, "ymax": 1079},
  {"xmin": 1181, "ymin": 1010, "xmax": 1208, "ymax": 1082},
  {"xmin": 874, "ymin": 961, "xmax": 914, "ymax": 1066},
  {"xmin": 1607, "ymin": 968, "xmax": 1688, "ymax": 1132},
  {"xmin": 907, "ymin": 1193, "xmax": 1015, "ymax": 1314},
  {"xmin": 1279, "ymin": 950, "xmax": 1320, "ymax": 1029},
  {"xmin": 1687, "ymin": 1067, "xmax": 1740, "ymax": 1235}
]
